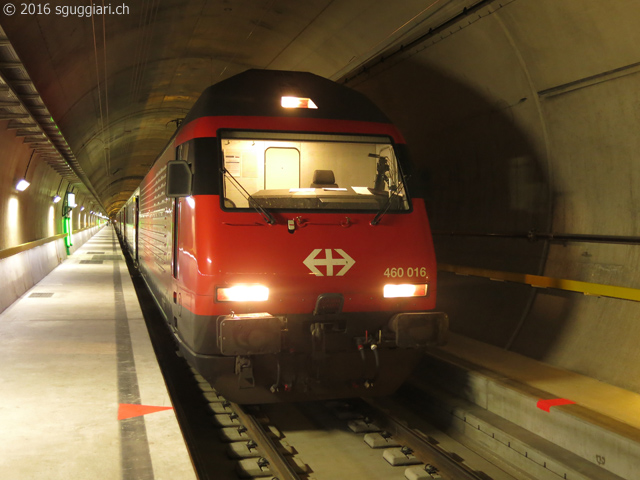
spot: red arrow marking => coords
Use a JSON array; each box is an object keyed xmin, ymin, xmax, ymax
[
  {"xmin": 536, "ymin": 398, "xmax": 576, "ymax": 412},
  {"xmin": 118, "ymin": 404, "xmax": 173, "ymax": 420}
]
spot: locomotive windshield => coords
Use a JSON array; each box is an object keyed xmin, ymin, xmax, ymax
[{"xmin": 220, "ymin": 131, "xmax": 410, "ymax": 212}]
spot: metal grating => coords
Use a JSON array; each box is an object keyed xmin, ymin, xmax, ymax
[
  {"xmin": 80, "ymin": 260, "xmax": 103, "ymax": 264},
  {"xmin": 29, "ymin": 292, "xmax": 54, "ymax": 298}
]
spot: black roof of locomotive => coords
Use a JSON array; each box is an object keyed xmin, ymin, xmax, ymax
[{"xmin": 182, "ymin": 69, "xmax": 392, "ymax": 126}]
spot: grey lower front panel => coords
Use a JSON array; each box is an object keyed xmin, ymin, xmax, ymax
[
  {"xmin": 173, "ymin": 309, "xmax": 447, "ymax": 403},
  {"xmin": 176, "ymin": 309, "xmax": 448, "ymax": 356},
  {"xmin": 178, "ymin": 339, "xmax": 425, "ymax": 404}
]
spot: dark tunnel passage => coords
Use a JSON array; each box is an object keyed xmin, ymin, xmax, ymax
[{"xmin": 350, "ymin": 59, "xmax": 554, "ymax": 352}]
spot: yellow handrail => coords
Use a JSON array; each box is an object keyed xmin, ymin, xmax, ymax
[
  {"xmin": 0, "ymin": 225, "xmax": 103, "ymax": 261},
  {"xmin": 439, "ymin": 263, "xmax": 640, "ymax": 303}
]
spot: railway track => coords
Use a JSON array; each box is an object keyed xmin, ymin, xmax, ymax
[{"xmin": 188, "ymin": 367, "xmax": 501, "ymax": 480}]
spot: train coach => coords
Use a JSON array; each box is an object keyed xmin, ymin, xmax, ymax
[{"xmin": 116, "ymin": 69, "xmax": 447, "ymax": 403}]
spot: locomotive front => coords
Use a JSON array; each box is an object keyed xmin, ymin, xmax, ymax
[{"xmin": 164, "ymin": 70, "xmax": 447, "ymax": 403}]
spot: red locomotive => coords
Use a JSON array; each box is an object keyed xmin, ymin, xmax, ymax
[{"xmin": 117, "ymin": 69, "xmax": 447, "ymax": 403}]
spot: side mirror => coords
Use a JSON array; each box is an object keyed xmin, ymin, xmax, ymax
[{"xmin": 166, "ymin": 160, "xmax": 192, "ymax": 197}]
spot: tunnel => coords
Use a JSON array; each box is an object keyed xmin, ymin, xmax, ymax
[{"xmin": 1, "ymin": 1, "xmax": 639, "ymax": 479}]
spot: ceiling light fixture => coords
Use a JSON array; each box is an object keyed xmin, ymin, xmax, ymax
[
  {"xmin": 16, "ymin": 151, "xmax": 35, "ymax": 192},
  {"xmin": 52, "ymin": 178, "xmax": 65, "ymax": 203}
]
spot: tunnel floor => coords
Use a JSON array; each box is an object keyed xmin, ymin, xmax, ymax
[{"xmin": 0, "ymin": 226, "xmax": 195, "ymax": 480}]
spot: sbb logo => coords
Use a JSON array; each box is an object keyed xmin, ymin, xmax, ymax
[{"xmin": 303, "ymin": 249, "xmax": 355, "ymax": 276}]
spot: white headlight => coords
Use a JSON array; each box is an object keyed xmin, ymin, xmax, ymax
[
  {"xmin": 216, "ymin": 285, "xmax": 269, "ymax": 302},
  {"xmin": 281, "ymin": 96, "xmax": 318, "ymax": 109},
  {"xmin": 383, "ymin": 284, "xmax": 428, "ymax": 298}
]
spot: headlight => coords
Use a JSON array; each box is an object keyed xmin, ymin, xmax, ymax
[
  {"xmin": 383, "ymin": 284, "xmax": 428, "ymax": 298},
  {"xmin": 216, "ymin": 285, "xmax": 269, "ymax": 302}
]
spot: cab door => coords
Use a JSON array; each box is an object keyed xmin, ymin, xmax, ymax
[{"xmin": 265, "ymin": 147, "xmax": 300, "ymax": 189}]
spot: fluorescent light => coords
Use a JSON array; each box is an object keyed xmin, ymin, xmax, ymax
[
  {"xmin": 216, "ymin": 285, "xmax": 269, "ymax": 302},
  {"xmin": 52, "ymin": 195, "xmax": 61, "ymax": 203},
  {"xmin": 48, "ymin": 205, "xmax": 55, "ymax": 236},
  {"xmin": 16, "ymin": 179, "xmax": 30, "ymax": 191},
  {"xmin": 383, "ymin": 284, "xmax": 428, "ymax": 298},
  {"xmin": 281, "ymin": 96, "xmax": 318, "ymax": 109},
  {"xmin": 80, "ymin": 206, "xmax": 85, "ymax": 211}
]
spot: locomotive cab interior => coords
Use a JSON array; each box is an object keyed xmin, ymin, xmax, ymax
[{"xmin": 220, "ymin": 131, "xmax": 410, "ymax": 212}]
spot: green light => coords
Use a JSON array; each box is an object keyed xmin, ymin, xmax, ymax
[
  {"xmin": 62, "ymin": 192, "xmax": 74, "ymax": 254},
  {"xmin": 63, "ymin": 216, "xmax": 72, "ymax": 255}
]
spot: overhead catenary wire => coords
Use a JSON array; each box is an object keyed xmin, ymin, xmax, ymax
[
  {"xmin": 130, "ymin": 0, "xmax": 161, "ymax": 102},
  {"xmin": 219, "ymin": 0, "xmax": 277, "ymax": 78},
  {"xmin": 101, "ymin": 0, "xmax": 111, "ymax": 177},
  {"xmin": 90, "ymin": 4, "xmax": 109, "ymax": 178}
]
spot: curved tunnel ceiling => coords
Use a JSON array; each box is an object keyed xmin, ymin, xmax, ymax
[
  {"xmin": 1, "ymin": 0, "xmax": 477, "ymax": 216},
  {"xmin": 3, "ymin": 0, "xmax": 640, "ymax": 395}
]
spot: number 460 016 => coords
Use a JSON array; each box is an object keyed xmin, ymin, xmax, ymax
[{"xmin": 383, "ymin": 267, "xmax": 427, "ymax": 278}]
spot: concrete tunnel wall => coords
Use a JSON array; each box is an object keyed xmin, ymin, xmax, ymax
[
  {"xmin": 0, "ymin": 124, "xmax": 107, "ymax": 311},
  {"xmin": 1, "ymin": 126, "xmax": 104, "ymax": 252},
  {"xmin": 351, "ymin": 0, "xmax": 640, "ymax": 392},
  {"xmin": 0, "ymin": 0, "xmax": 638, "ymax": 394}
]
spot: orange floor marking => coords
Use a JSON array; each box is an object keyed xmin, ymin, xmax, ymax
[
  {"xmin": 536, "ymin": 398, "xmax": 576, "ymax": 412},
  {"xmin": 118, "ymin": 403, "xmax": 173, "ymax": 420}
]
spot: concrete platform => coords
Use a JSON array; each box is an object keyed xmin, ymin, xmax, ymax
[
  {"xmin": 416, "ymin": 333, "xmax": 640, "ymax": 480},
  {"xmin": 0, "ymin": 226, "xmax": 196, "ymax": 480}
]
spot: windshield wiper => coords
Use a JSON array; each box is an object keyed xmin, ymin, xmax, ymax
[
  {"xmin": 221, "ymin": 166, "xmax": 276, "ymax": 225},
  {"xmin": 371, "ymin": 190, "xmax": 397, "ymax": 225},
  {"xmin": 369, "ymin": 153, "xmax": 406, "ymax": 225},
  {"xmin": 371, "ymin": 177, "xmax": 408, "ymax": 226}
]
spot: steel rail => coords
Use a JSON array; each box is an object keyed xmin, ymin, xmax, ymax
[
  {"xmin": 230, "ymin": 402, "xmax": 301, "ymax": 480},
  {"xmin": 363, "ymin": 397, "xmax": 489, "ymax": 480}
]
